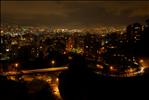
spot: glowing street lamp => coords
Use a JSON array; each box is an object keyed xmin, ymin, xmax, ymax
[
  {"xmin": 110, "ymin": 66, "xmax": 113, "ymax": 70},
  {"xmin": 110, "ymin": 66, "xmax": 117, "ymax": 72},
  {"xmin": 51, "ymin": 60, "xmax": 55, "ymax": 65},
  {"xmin": 15, "ymin": 63, "xmax": 19, "ymax": 68},
  {"xmin": 14, "ymin": 63, "xmax": 20, "ymax": 72}
]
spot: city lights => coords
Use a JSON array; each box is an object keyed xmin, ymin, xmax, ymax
[
  {"xmin": 6, "ymin": 49, "xmax": 10, "ymax": 52},
  {"xmin": 1, "ymin": 1, "xmax": 149, "ymax": 100},
  {"xmin": 110, "ymin": 66, "xmax": 113, "ymax": 70},
  {"xmin": 1, "ymin": 30, "xmax": 4, "ymax": 33},
  {"xmin": 68, "ymin": 56, "xmax": 73, "ymax": 60},
  {"xmin": 96, "ymin": 64, "xmax": 103, "ymax": 69},
  {"xmin": 139, "ymin": 59, "xmax": 144, "ymax": 63},
  {"xmin": 1, "ymin": 23, "xmax": 148, "ymax": 78}
]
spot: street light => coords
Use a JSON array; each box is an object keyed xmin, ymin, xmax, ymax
[
  {"xmin": 110, "ymin": 66, "xmax": 113, "ymax": 70},
  {"xmin": 51, "ymin": 60, "xmax": 55, "ymax": 66},
  {"xmin": 14, "ymin": 63, "xmax": 20, "ymax": 72},
  {"xmin": 110, "ymin": 66, "xmax": 117, "ymax": 72},
  {"xmin": 15, "ymin": 63, "xmax": 19, "ymax": 68}
]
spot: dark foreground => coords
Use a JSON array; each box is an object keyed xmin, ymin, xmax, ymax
[{"xmin": 0, "ymin": 72, "xmax": 149, "ymax": 100}]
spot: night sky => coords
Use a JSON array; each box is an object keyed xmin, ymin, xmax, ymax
[{"xmin": 1, "ymin": 1, "xmax": 149, "ymax": 28}]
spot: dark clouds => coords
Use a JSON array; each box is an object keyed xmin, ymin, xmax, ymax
[{"xmin": 1, "ymin": 1, "xmax": 149, "ymax": 28}]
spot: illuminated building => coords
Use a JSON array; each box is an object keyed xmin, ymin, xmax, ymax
[
  {"xmin": 84, "ymin": 33, "xmax": 100, "ymax": 56},
  {"xmin": 66, "ymin": 37, "xmax": 74, "ymax": 52},
  {"xmin": 126, "ymin": 23, "xmax": 143, "ymax": 43}
]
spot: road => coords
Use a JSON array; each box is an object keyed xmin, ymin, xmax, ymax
[
  {"xmin": 22, "ymin": 67, "xmax": 68, "ymax": 74},
  {"xmin": 2, "ymin": 67, "xmax": 68, "ymax": 76}
]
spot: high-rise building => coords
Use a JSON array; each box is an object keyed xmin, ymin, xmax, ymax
[
  {"xmin": 84, "ymin": 33, "xmax": 100, "ymax": 56},
  {"xmin": 126, "ymin": 23, "xmax": 143, "ymax": 43}
]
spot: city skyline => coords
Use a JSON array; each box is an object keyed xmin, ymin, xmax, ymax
[{"xmin": 1, "ymin": 1, "xmax": 149, "ymax": 28}]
